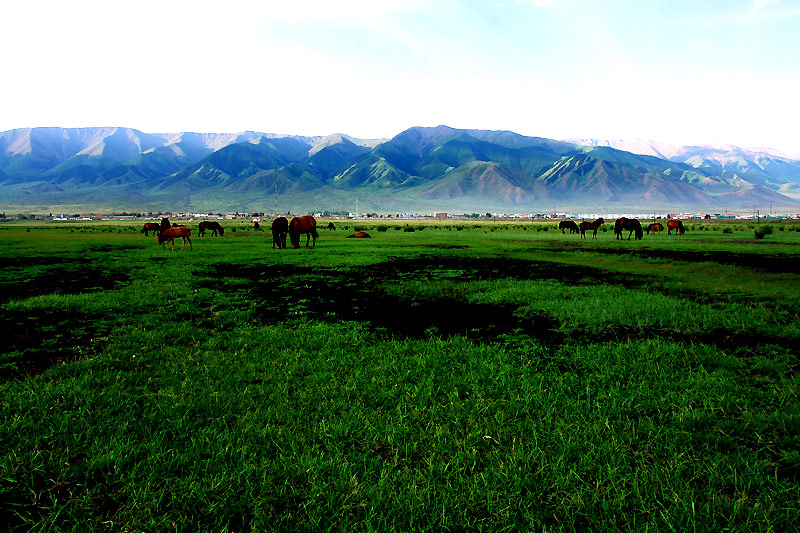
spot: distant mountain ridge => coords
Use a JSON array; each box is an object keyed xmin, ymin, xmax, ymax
[{"xmin": 1, "ymin": 125, "xmax": 798, "ymax": 213}]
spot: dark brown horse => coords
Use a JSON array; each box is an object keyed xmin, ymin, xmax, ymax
[
  {"xmin": 326, "ymin": 222, "xmax": 336, "ymax": 231},
  {"xmin": 667, "ymin": 219, "xmax": 685, "ymax": 235},
  {"xmin": 160, "ymin": 217, "xmax": 171, "ymax": 233},
  {"xmin": 614, "ymin": 217, "xmax": 643, "ymax": 240},
  {"xmin": 198, "ymin": 220, "xmax": 224, "ymax": 237},
  {"xmin": 645, "ymin": 223, "xmax": 664, "ymax": 235},
  {"xmin": 289, "ymin": 216, "xmax": 319, "ymax": 249},
  {"xmin": 271, "ymin": 216, "xmax": 289, "ymax": 249},
  {"xmin": 141, "ymin": 222, "xmax": 161, "ymax": 236},
  {"xmin": 346, "ymin": 231, "xmax": 371, "ymax": 238},
  {"xmin": 579, "ymin": 218, "xmax": 604, "ymax": 239},
  {"xmin": 559, "ymin": 220, "xmax": 579, "ymax": 234},
  {"xmin": 158, "ymin": 226, "xmax": 192, "ymax": 251}
]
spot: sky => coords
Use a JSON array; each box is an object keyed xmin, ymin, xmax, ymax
[{"xmin": 2, "ymin": 0, "xmax": 799, "ymax": 155}]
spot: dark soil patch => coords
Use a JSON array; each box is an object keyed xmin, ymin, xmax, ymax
[
  {"xmin": 0, "ymin": 310, "xmax": 101, "ymax": 379},
  {"xmin": 254, "ymin": 273, "xmax": 560, "ymax": 341},
  {"xmin": 202, "ymin": 256, "xmax": 637, "ymax": 342},
  {"xmin": 200, "ymin": 255, "xmax": 799, "ymax": 354},
  {"xmin": 0, "ymin": 268, "xmax": 129, "ymax": 303},
  {"xmin": 571, "ymin": 246, "xmax": 800, "ymax": 274}
]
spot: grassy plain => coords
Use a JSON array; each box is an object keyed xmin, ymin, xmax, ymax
[{"xmin": 1, "ymin": 218, "xmax": 799, "ymax": 531}]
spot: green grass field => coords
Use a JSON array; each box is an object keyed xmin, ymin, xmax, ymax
[{"xmin": 1, "ymin": 219, "xmax": 799, "ymax": 531}]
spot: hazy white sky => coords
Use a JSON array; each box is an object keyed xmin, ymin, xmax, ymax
[{"xmin": 2, "ymin": 0, "xmax": 799, "ymax": 153}]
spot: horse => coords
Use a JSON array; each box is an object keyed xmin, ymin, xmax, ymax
[
  {"xmin": 559, "ymin": 220, "xmax": 579, "ymax": 234},
  {"xmin": 346, "ymin": 231, "xmax": 371, "ymax": 238},
  {"xmin": 326, "ymin": 222, "xmax": 336, "ymax": 231},
  {"xmin": 289, "ymin": 216, "xmax": 319, "ymax": 249},
  {"xmin": 579, "ymin": 218, "xmax": 604, "ymax": 239},
  {"xmin": 645, "ymin": 223, "xmax": 664, "ymax": 235},
  {"xmin": 271, "ymin": 216, "xmax": 289, "ymax": 249},
  {"xmin": 198, "ymin": 220, "xmax": 225, "ymax": 237},
  {"xmin": 158, "ymin": 226, "xmax": 192, "ymax": 251},
  {"xmin": 614, "ymin": 217, "xmax": 643, "ymax": 240},
  {"xmin": 667, "ymin": 219, "xmax": 685, "ymax": 235},
  {"xmin": 141, "ymin": 222, "xmax": 161, "ymax": 236},
  {"xmin": 160, "ymin": 217, "xmax": 171, "ymax": 232}
]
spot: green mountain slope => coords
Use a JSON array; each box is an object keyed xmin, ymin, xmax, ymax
[{"xmin": 1, "ymin": 125, "xmax": 798, "ymax": 212}]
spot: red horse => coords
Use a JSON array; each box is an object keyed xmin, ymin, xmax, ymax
[
  {"xmin": 614, "ymin": 217, "xmax": 643, "ymax": 240},
  {"xmin": 271, "ymin": 217, "xmax": 289, "ymax": 249},
  {"xmin": 667, "ymin": 219, "xmax": 685, "ymax": 235},
  {"xmin": 346, "ymin": 231, "xmax": 371, "ymax": 238},
  {"xmin": 289, "ymin": 216, "xmax": 319, "ymax": 248},
  {"xmin": 579, "ymin": 218, "xmax": 604, "ymax": 239},
  {"xmin": 141, "ymin": 222, "xmax": 161, "ymax": 236},
  {"xmin": 158, "ymin": 226, "xmax": 192, "ymax": 251},
  {"xmin": 645, "ymin": 223, "xmax": 664, "ymax": 235}
]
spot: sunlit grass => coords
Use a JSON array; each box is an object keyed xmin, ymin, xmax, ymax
[{"xmin": 1, "ymin": 220, "xmax": 799, "ymax": 530}]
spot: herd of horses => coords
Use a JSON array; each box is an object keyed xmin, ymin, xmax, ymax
[
  {"xmin": 559, "ymin": 217, "xmax": 685, "ymax": 240},
  {"xmin": 145, "ymin": 214, "xmax": 687, "ymax": 251},
  {"xmin": 142, "ymin": 215, "xmax": 322, "ymax": 251}
]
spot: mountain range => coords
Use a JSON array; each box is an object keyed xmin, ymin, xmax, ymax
[{"xmin": 1, "ymin": 125, "xmax": 798, "ymax": 213}]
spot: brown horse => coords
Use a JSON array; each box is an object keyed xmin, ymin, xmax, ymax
[
  {"xmin": 271, "ymin": 217, "xmax": 289, "ymax": 249},
  {"xmin": 346, "ymin": 231, "xmax": 371, "ymax": 238},
  {"xmin": 141, "ymin": 222, "xmax": 161, "ymax": 236},
  {"xmin": 158, "ymin": 226, "xmax": 192, "ymax": 251},
  {"xmin": 289, "ymin": 216, "xmax": 319, "ymax": 249},
  {"xmin": 326, "ymin": 222, "xmax": 336, "ymax": 231},
  {"xmin": 614, "ymin": 217, "xmax": 643, "ymax": 240},
  {"xmin": 645, "ymin": 223, "xmax": 664, "ymax": 235},
  {"xmin": 198, "ymin": 220, "xmax": 224, "ymax": 237},
  {"xmin": 579, "ymin": 218, "xmax": 604, "ymax": 239},
  {"xmin": 559, "ymin": 220, "xmax": 579, "ymax": 234},
  {"xmin": 160, "ymin": 217, "xmax": 171, "ymax": 232},
  {"xmin": 667, "ymin": 219, "xmax": 685, "ymax": 235}
]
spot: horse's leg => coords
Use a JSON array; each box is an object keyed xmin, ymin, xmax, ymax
[
  {"xmin": 187, "ymin": 236, "xmax": 192, "ymax": 251},
  {"xmin": 305, "ymin": 233, "xmax": 310, "ymax": 247}
]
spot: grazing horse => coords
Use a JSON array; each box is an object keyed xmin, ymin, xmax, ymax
[
  {"xmin": 271, "ymin": 216, "xmax": 289, "ymax": 249},
  {"xmin": 141, "ymin": 222, "xmax": 161, "ymax": 236},
  {"xmin": 326, "ymin": 222, "xmax": 336, "ymax": 231},
  {"xmin": 579, "ymin": 217, "xmax": 604, "ymax": 239},
  {"xmin": 160, "ymin": 217, "xmax": 171, "ymax": 233},
  {"xmin": 289, "ymin": 216, "xmax": 319, "ymax": 249},
  {"xmin": 559, "ymin": 220, "xmax": 579, "ymax": 234},
  {"xmin": 667, "ymin": 219, "xmax": 685, "ymax": 235},
  {"xmin": 346, "ymin": 231, "xmax": 371, "ymax": 238},
  {"xmin": 645, "ymin": 223, "xmax": 664, "ymax": 235},
  {"xmin": 614, "ymin": 217, "xmax": 643, "ymax": 240},
  {"xmin": 158, "ymin": 226, "xmax": 192, "ymax": 251},
  {"xmin": 198, "ymin": 220, "xmax": 225, "ymax": 237}
]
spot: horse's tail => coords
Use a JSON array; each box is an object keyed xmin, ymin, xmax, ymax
[
  {"xmin": 311, "ymin": 227, "xmax": 319, "ymax": 239},
  {"xmin": 635, "ymin": 226, "xmax": 643, "ymax": 240}
]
